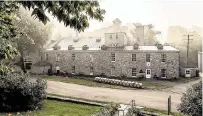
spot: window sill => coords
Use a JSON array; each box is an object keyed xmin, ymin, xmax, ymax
[
  {"xmin": 132, "ymin": 76, "xmax": 136, "ymax": 78},
  {"xmin": 111, "ymin": 61, "xmax": 116, "ymax": 62}
]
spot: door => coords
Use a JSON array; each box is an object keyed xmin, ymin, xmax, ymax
[
  {"xmin": 146, "ymin": 69, "xmax": 151, "ymax": 78},
  {"xmin": 185, "ymin": 69, "xmax": 191, "ymax": 77}
]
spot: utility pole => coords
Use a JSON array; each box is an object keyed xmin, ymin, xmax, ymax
[{"xmin": 184, "ymin": 34, "xmax": 193, "ymax": 67}]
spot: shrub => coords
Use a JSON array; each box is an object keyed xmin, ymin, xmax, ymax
[
  {"xmin": 94, "ymin": 103, "xmax": 120, "ymax": 116},
  {"xmin": 126, "ymin": 106, "xmax": 142, "ymax": 116},
  {"xmin": 0, "ymin": 73, "xmax": 47, "ymax": 112},
  {"xmin": 178, "ymin": 81, "xmax": 202, "ymax": 116}
]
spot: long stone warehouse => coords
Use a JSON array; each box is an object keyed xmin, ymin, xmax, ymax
[{"xmin": 25, "ymin": 31, "xmax": 180, "ymax": 79}]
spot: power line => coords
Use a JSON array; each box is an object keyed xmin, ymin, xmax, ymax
[{"xmin": 183, "ymin": 34, "xmax": 193, "ymax": 67}]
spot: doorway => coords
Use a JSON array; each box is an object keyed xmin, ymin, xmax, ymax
[{"xmin": 146, "ymin": 69, "xmax": 151, "ymax": 78}]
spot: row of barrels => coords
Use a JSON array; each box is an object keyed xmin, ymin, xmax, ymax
[{"xmin": 94, "ymin": 77, "xmax": 143, "ymax": 88}]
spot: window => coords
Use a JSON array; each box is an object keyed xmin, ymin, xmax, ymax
[
  {"xmin": 186, "ymin": 69, "xmax": 191, "ymax": 74},
  {"xmin": 161, "ymin": 69, "xmax": 166, "ymax": 77},
  {"xmin": 72, "ymin": 53, "xmax": 75, "ymax": 60},
  {"xmin": 132, "ymin": 68, "xmax": 137, "ymax": 77},
  {"xmin": 90, "ymin": 67, "xmax": 94, "ymax": 75},
  {"xmin": 132, "ymin": 54, "xmax": 136, "ymax": 61},
  {"xmin": 111, "ymin": 53, "xmax": 115, "ymax": 62},
  {"xmin": 110, "ymin": 35, "xmax": 112, "ymax": 39},
  {"xmin": 71, "ymin": 66, "xmax": 75, "ymax": 74},
  {"xmin": 56, "ymin": 54, "xmax": 60, "ymax": 61},
  {"xmin": 161, "ymin": 54, "xmax": 166, "ymax": 62},
  {"xmin": 146, "ymin": 69, "xmax": 151, "ymax": 74},
  {"xmin": 146, "ymin": 54, "xmax": 150, "ymax": 62},
  {"xmin": 111, "ymin": 67, "xmax": 115, "ymax": 76},
  {"xmin": 116, "ymin": 34, "xmax": 118, "ymax": 39},
  {"xmin": 45, "ymin": 54, "xmax": 48, "ymax": 60}
]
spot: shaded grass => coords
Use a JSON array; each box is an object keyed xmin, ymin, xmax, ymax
[
  {"xmin": 42, "ymin": 76, "xmax": 135, "ymax": 90},
  {"xmin": 41, "ymin": 75, "xmax": 200, "ymax": 90},
  {"xmin": 0, "ymin": 100, "xmax": 101, "ymax": 116}
]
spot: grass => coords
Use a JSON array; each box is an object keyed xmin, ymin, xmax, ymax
[
  {"xmin": 143, "ymin": 107, "xmax": 185, "ymax": 116},
  {"xmin": 47, "ymin": 93, "xmax": 109, "ymax": 104},
  {"xmin": 42, "ymin": 75, "xmax": 134, "ymax": 90},
  {"xmin": 0, "ymin": 100, "xmax": 101, "ymax": 116},
  {"xmin": 40, "ymin": 75, "xmax": 200, "ymax": 90}
]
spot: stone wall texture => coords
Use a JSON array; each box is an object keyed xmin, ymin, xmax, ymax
[
  {"xmin": 31, "ymin": 49, "xmax": 179, "ymax": 79},
  {"xmin": 180, "ymin": 68, "xmax": 198, "ymax": 77}
]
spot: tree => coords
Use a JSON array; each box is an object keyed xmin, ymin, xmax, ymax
[
  {"xmin": 17, "ymin": 1, "xmax": 105, "ymax": 32},
  {"xmin": 14, "ymin": 7, "xmax": 52, "ymax": 70},
  {"xmin": 178, "ymin": 81, "xmax": 202, "ymax": 116},
  {"xmin": 0, "ymin": 1, "xmax": 105, "ymax": 67}
]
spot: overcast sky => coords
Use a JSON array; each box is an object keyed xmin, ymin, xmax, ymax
[{"xmin": 50, "ymin": 0, "xmax": 203, "ymax": 42}]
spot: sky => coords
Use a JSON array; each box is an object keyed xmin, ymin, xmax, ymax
[{"xmin": 50, "ymin": 0, "xmax": 203, "ymax": 43}]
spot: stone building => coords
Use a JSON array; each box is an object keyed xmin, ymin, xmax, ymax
[{"xmin": 30, "ymin": 31, "xmax": 180, "ymax": 79}]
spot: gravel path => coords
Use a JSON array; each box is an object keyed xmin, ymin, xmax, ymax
[{"xmin": 46, "ymin": 80, "xmax": 186, "ymax": 112}]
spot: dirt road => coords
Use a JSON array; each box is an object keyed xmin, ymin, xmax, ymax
[{"xmin": 46, "ymin": 80, "xmax": 201, "ymax": 112}]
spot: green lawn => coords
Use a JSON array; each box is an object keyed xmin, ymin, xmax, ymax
[
  {"xmin": 0, "ymin": 100, "xmax": 101, "ymax": 116},
  {"xmin": 41, "ymin": 75, "xmax": 200, "ymax": 90}
]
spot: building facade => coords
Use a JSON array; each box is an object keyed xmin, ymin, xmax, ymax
[
  {"xmin": 31, "ymin": 46, "xmax": 179, "ymax": 79},
  {"xmin": 28, "ymin": 30, "xmax": 179, "ymax": 79}
]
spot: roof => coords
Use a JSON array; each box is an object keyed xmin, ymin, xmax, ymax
[
  {"xmin": 124, "ymin": 46, "xmax": 179, "ymax": 51},
  {"xmin": 46, "ymin": 45, "xmax": 178, "ymax": 51},
  {"xmin": 46, "ymin": 36, "xmax": 105, "ymax": 50}
]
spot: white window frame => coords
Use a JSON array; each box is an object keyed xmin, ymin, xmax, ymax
[
  {"xmin": 111, "ymin": 67, "xmax": 115, "ymax": 77},
  {"xmin": 111, "ymin": 53, "xmax": 116, "ymax": 62},
  {"xmin": 185, "ymin": 69, "xmax": 191, "ymax": 74},
  {"xmin": 132, "ymin": 68, "xmax": 137, "ymax": 77},
  {"xmin": 72, "ymin": 53, "xmax": 75, "ymax": 60},
  {"xmin": 71, "ymin": 66, "xmax": 75, "ymax": 74},
  {"xmin": 90, "ymin": 67, "xmax": 94, "ymax": 75},
  {"xmin": 146, "ymin": 54, "xmax": 150, "ymax": 62},
  {"xmin": 161, "ymin": 69, "xmax": 167, "ymax": 78},
  {"xmin": 45, "ymin": 54, "xmax": 48, "ymax": 60},
  {"xmin": 132, "ymin": 54, "xmax": 136, "ymax": 61},
  {"xmin": 161, "ymin": 54, "xmax": 166, "ymax": 62}
]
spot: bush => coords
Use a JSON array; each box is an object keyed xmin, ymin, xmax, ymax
[
  {"xmin": 126, "ymin": 106, "xmax": 142, "ymax": 116},
  {"xmin": 0, "ymin": 73, "xmax": 47, "ymax": 112},
  {"xmin": 93, "ymin": 103, "xmax": 120, "ymax": 116},
  {"xmin": 178, "ymin": 81, "xmax": 202, "ymax": 116}
]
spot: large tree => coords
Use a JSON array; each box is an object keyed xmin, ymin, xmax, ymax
[{"xmin": 0, "ymin": 1, "xmax": 105, "ymax": 68}]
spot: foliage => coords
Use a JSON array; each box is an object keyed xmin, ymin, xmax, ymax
[
  {"xmin": 93, "ymin": 103, "xmax": 120, "ymax": 116},
  {"xmin": 126, "ymin": 106, "xmax": 142, "ymax": 116},
  {"xmin": 178, "ymin": 81, "xmax": 202, "ymax": 116},
  {"xmin": 0, "ymin": 73, "xmax": 47, "ymax": 112},
  {"xmin": 0, "ymin": 2, "xmax": 19, "ymax": 61},
  {"xmin": 0, "ymin": 65, "xmax": 13, "ymax": 75},
  {"xmin": 0, "ymin": 100, "xmax": 101, "ymax": 116},
  {"xmin": 0, "ymin": 1, "xmax": 105, "ymax": 61},
  {"xmin": 17, "ymin": 1, "xmax": 106, "ymax": 32}
]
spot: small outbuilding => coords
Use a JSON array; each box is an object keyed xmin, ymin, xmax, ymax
[{"xmin": 180, "ymin": 68, "xmax": 199, "ymax": 78}]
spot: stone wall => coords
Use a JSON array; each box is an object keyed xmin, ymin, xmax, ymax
[
  {"xmin": 32, "ymin": 49, "xmax": 179, "ymax": 79},
  {"xmin": 180, "ymin": 68, "xmax": 198, "ymax": 77},
  {"xmin": 31, "ymin": 65, "xmax": 50, "ymax": 74}
]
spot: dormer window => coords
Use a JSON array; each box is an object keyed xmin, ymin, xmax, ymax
[
  {"xmin": 110, "ymin": 35, "xmax": 112, "ymax": 39},
  {"xmin": 116, "ymin": 34, "xmax": 118, "ymax": 39},
  {"xmin": 96, "ymin": 38, "xmax": 101, "ymax": 42}
]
